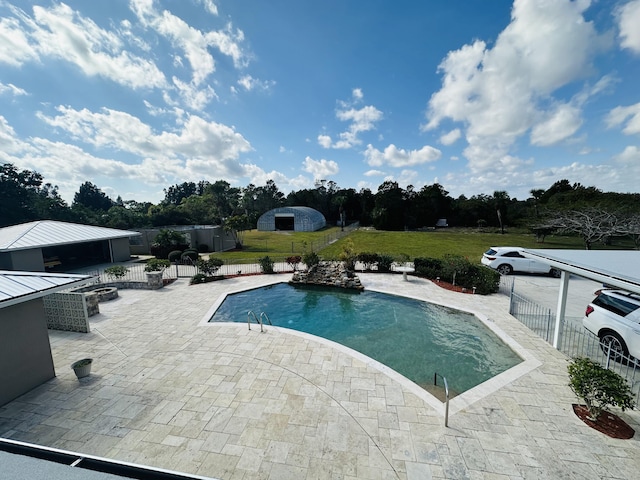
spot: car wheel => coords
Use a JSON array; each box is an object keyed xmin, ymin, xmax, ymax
[
  {"xmin": 599, "ymin": 331, "xmax": 629, "ymax": 362},
  {"xmin": 496, "ymin": 264, "xmax": 513, "ymax": 275},
  {"xmin": 550, "ymin": 268, "xmax": 561, "ymax": 278}
]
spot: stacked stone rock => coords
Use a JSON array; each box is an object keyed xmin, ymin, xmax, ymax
[{"xmin": 290, "ymin": 261, "xmax": 363, "ymax": 290}]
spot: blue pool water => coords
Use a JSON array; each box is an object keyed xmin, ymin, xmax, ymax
[{"xmin": 210, "ymin": 283, "xmax": 522, "ymax": 394}]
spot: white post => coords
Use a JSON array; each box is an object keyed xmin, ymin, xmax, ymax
[{"xmin": 553, "ymin": 270, "xmax": 569, "ymax": 348}]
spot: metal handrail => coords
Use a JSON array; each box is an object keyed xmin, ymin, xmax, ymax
[
  {"xmin": 260, "ymin": 312, "xmax": 272, "ymax": 325},
  {"xmin": 434, "ymin": 372, "xmax": 450, "ymax": 427},
  {"xmin": 247, "ymin": 310, "xmax": 264, "ymax": 332}
]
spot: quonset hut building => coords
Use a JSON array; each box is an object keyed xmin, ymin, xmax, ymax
[{"xmin": 257, "ymin": 207, "xmax": 326, "ymax": 232}]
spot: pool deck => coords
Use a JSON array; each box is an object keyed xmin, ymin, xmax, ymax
[{"xmin": 2, "ymin": 273, "xmax": 640, "ymax": 479}]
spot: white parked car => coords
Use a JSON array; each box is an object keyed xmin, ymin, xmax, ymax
[
  {"xmin": 481, "ymin": 247, "xmax": 561, "ymax": 277},
  {"xmin": 583, "ymin": 289, "xmax": 640, "ymax": 360}
]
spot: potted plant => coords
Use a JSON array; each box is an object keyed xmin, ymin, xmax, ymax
[{"xmin": 71, "ymin": 358, "xmax": 93, "ymax": 379}]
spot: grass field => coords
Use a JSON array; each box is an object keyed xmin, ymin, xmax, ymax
[
  {"xmin": 205, "ymin": 226, "xmax": 630, "ymax": 264},
  {"xmin": 317, "ymin": 228, "xmax": 588, "ymax": 261}
]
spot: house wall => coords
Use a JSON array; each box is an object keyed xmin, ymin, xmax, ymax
[
  {"xmin": 0, "ymin": 299, "xmax": 55, "ymax": 407},
  {"xmin": 110, "ymin": 238, "xmax": 132, "ymax": 262},
  {"xmin": 9, "ymin": 249, "xmax": 45, "ymax": 272}
]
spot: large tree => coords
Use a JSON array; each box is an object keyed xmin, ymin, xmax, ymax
[
  {"xmin": 73, "ymin": 181, "xmax": 114, "ymax": 212},
  {"xmin": 0, "ymin": 163, "xmax": 69, "ymax": 226}
]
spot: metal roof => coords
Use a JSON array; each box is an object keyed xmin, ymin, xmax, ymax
[
  {"xmin": 523, "ymin": 249, "xmax": 640, "ymax": 294},
  {"xmin": 0, "ymin": 221, "xmax": 140, "ymax": 252},
  {"xmin": 0, "ymin": 270, "xmax": 95, "ymax": 309}
]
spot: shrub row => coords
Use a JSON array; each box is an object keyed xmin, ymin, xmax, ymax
[
  {"xmin": 356, "ymin": 252, "xmax": 395, "ymax": 272},
  {"xmin": 414, "ymin": 254, "xmax": 500, "ymax": 295}
]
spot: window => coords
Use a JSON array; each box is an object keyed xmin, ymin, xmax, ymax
[
  {"xmin": 503, "ymin": 251, "xmax": 525, "ymax": 258},
  {"xmin": 593, "ymin": 293, "xmax": 640, "ymax": 317}
]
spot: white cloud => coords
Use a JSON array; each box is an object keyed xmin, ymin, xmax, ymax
[
  {"xmin": 198, "ymin": 0, "xmax": 219, "ymax": 16},
  {"xmin": 614, "ymin": 145, "xmax": 640, "ymax": 164},
  {"xmin": 31, "ymin": 3, "xmax": 166, "ymax": 90},
  {"xmin": 0, "ymin": 15, "xmax": 38, "ymax": 66},
  {"xmin": 617, "ymin": 0, "xmax": 640, "ymax": 53},
  {"xmin": 130, "ymin": 0, "xmax": 247, "ymax": 87},
  {"xmin": 530, "ymin": 103, "xmax": 582, "ymax": 146},
  {"xmin": 0, "ymin": 82, "xmax": 27, "ymax": 96},
  {"xmin": 606, "ymin": 102, "xmax": 640, "ymax": 135},
  {"xmin": 237, "ymin": 75, "xmax": 275, "ymax": 92},
  {"xmin": 171, "ymin": 77, "xmax": 217, "ymax": 110},
  {"xmin": 241, "ymin": 163, "xmax": 310, "ymax": 192},
  {"xmin": 364, "ymin": 169, "xmax": 386, "ymax": 177},
  {"xmin": 440, "ymin": 128, "xmax": 461, "ymax": 145},
  {"xmin": 302, "ymin": 156, "xmax": 339, "ymax": 178},
  {"xmin": 364, "ymin": 144, "xmax": 441, "ymax": 168},
  {"xmin": 425, "ymin": 0, "xmax": 608, "ymax": 173},
  {"xmin": 37, "ymin": 105, "xmax": 252, "ymax": 167},
  {"xmin": 319, "ymin": 90, "xmax": 383, "ymax": 149},
  {"xmin": 317, "ymin": 134, "xmax": 332, "ymax": 148}
]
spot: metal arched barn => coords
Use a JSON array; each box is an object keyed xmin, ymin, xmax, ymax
[{"xmin": 257, "ymin": 207, "xmax": 326, "ymax": 232}]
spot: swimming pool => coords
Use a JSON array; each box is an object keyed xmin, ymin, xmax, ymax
[{"xmin": 209, "ymin": 283, "xmax": 522, "ymax": 395}]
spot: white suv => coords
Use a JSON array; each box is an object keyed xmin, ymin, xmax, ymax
[
  {"xmin": 583, "ymin": 290, "xmax": 640, "ymax": 360},
  {"xmin": 481, "ymin": 247, "xmax": 561, "ymax": 277}
]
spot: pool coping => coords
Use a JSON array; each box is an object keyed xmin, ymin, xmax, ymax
[{"xmin": 198, "ymin": 278, "xmax": 542, "ymax": 418}]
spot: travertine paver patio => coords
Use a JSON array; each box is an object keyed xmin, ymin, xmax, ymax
[{"xmin": 2, "ymin": 273, "xmax": 640, "ymax": 479}]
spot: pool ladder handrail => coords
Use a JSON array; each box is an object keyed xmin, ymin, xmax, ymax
[
  {"xmin": 260, "ymin": 312, "xmax": 272, "ymax": 326},
  {"xmin": 247, "ymin": 310, "xmax": 272, "ymax": 333},
  {"xmin": 433, "ymin": 372, "xmax": 450, "ymax": 427}
]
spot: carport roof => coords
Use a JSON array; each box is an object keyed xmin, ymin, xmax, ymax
[
  {"xmin": 523, "ymin": 249, "xmax": 640, "ymax": 294},
  {"xmin": 0, "ymin": 220, "xmax": 140, "ymax": 252},
  {"xmin": 0, "ymin": 270, "xmax": 95, "ymax": 308}
]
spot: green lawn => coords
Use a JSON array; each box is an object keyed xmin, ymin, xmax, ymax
[
  {"xmin": 208, "ymin": 227, "xmax": 633, "ymax": 264},
  {"xmin": 208, "ymin": 226, "xmax": 347, "ymax": 262},
  {"xmin": 318, "ymin": 229, "xmax": 587, "ymax": 262}
]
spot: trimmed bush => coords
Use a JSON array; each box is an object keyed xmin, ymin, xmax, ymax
[
  {"xmin": 377, "ymin": 254, "xmax": 394, "ymax": 272},
  {"xmin": 465, "ymin": 264, "xmax": 500, "ymax": 294},
  {"xmin": 258, "ymin": 256, "xmax": 275, "ymax": 274},
  {"xmin": 568, "ymin": 357, "xmax": 635, "ymax": 421},
  {"xmin": 413, "ymin": 256, "xmax": 499, "ymax": 294},
  {"xmin": 197, "ymin": 257, "xmax": 224, "ymax": 276},
  {"xmin": 198, "ymin": 243, "xmax": 209, "ymax": 253},
  {"xmin": 104, "ymin": 265, "xmax": 128, "ymax": 280},
  {"xmin": 168, "ymin": 250, "xmax": 182, "ymax": 262},
  {"xmin": 145, "ymin": 258, "xmax": 170, "ymax": 272},
  {"xmin": 414, "ymin": 257, "xmax": 443, "ymax": 279},
  {"xmin": 190, "ymin": 273, "xmax": 207, "ymax": 284},
  {"xmin": 357, "ymin": 252, "xmax": 379, "ymax": 271}
]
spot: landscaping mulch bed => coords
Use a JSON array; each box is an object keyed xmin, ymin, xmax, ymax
[{"xmin": 572, "ymin": 404, "xmax": 635, "ymax": 439}]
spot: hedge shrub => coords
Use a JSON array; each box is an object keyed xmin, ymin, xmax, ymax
[
  {"xmin": 377, "ymin": 254, "xmax": 394, "ymax": 272},
  {"xmin": 357, "ymin": 252, "xmax": 379, "ymax": 271},
  {"xmin": 413, "ymin": 256, "xmax": 499, "ymax": 295}
]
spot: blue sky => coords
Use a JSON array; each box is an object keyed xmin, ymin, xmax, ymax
[{"xmin": 1, "ymin": 0, "xmax": 639, "ymax": 204}]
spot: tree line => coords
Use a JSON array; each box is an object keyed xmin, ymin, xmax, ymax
[{"xmin": 2, "ymin": 164, "xmax": 639, "ymax": 248}]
